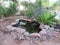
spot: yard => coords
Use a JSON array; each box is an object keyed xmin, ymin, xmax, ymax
[{"xmin": 0, "ymin": 0, "xmax": 60, "ymax": 45}]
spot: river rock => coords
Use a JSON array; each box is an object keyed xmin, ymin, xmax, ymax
[
  {"xmin": 10, "ymin": 29, "xmax": 25, "ymax": 40},
  {"xmin": 39, "ymin": 24, "xmax": 45, "ymax": 29},
  {"xmin": 40, "ymin": 24, "xmax": 50, "ymax": 30},
  {"xmin": 10, "ymin": 22, "xmax": 18, "ymax": 26},
  {"xmin": 11, "ymin": 31, "xmax": 18, "ymax": 39},
  {"xmin": 19, "ymin": 22, "xmax": 26, "ymax": 25},
  {"xmin": 24, "ymin": 31, "xmax": 30, "ymax": 37},
  {"xmin": 5, "ymin": 25, "xmax": 13, "ymax": 32},
  {"xmin": 43, "ymin": 25, "xmax": 50, "ymax": 30},
  {"xmin": 39, "ymin": 29, "xmax": 54, "ymax": 41},
  {"xmin": 15, "ymin": 19, "xmax": 19, "ymax": 22},
  {"xmin": 30, "ymin": 33, "xmax": 41, "ymax": 42},
  {"xmin": 30, "ymin": 33, "xmax": 41, "ymax": 37},
  {"xmin": 15, "ymin": 28, "xmax": 26, "ymax": 33},
  {"xmin": 6, "ymin": 25, "xmax": 26, "ymax": 33},
  {"xmin": 39, "ymin": 29, "xmax": 47, "ymax": 35}
]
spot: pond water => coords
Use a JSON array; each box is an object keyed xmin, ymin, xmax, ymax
[{"xmin": 13, "ymin": 20, "xmax": 41, "ymax": 33}]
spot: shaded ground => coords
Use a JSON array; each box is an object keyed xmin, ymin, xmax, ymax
[{"xmin": 0, "ymin": 16, "xmax": 60, "ymax": 45}]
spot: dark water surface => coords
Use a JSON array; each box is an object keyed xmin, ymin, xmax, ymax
[{"xmin": 13, "ymin": 20, "xmax": 41, "ymax": 33}]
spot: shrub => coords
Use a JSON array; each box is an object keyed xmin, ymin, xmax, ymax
[
  {"xmin": 56, "ymin": 20, "xmax": 60, "ymax": 24},
  {"xmin": 36, "ymin": 12, "xmax": 56, "ymax": 26},
  {"xmin": 23, "ymin": 7, "xmax": 34, "ymax": 18},
  {"xmin": 21, "ymin": 0, "xmax": 44, "ymax": 18},
  {"xmin": 0, "ymin": 5, "xmax": 8, "ymax": 17},
  {"xmin": 7, "ymin": 2, "xmax": 17, "ymax": 16},
  {"xmin": 0, "ymin": 2, "xmax": 17, "ymax": 17}
]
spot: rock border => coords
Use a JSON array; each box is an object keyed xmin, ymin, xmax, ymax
[{"xmin": 3, "ymin": 19, "xmax": 60, "ymax": 43}]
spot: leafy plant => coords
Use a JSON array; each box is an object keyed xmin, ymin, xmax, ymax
[
  {"xmin": 56, "ymin": 19, "xmax": 60, "ymax": 24},
  {"xmin": 0, "ymin": 2, "xmax": 17, "ymax": 17},
  {"xmin": 21, "ymin": 0, "xmax": 45, "ymax": 18},
  {"xmin": 0, "ymin": 5, "xmax": 8, "ymax": 17},
  {"xmin": 36, "ymin": 12, "xmax": 56, "ymax": 26},
  {"xmin": 7, "ymin": 2, "xmax": 17, "ymax": 16}
]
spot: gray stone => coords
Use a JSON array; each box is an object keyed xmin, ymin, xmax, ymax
[
  {"xmin": 39, "ymin": 28, "xmax": 54, "ymax": 41},
  {"xmin": 30, "ymin": 33, "xmax": 41, "ymax": 37},
  {"xmin": 49, "ymin": 28, "xmax": 54, "ymax": 31},
  {"xmin": 30, "ymin": 33, "xmax": 41, "ymax": 42},
  {"xmin": 15, "ymin": 19, "xmax": 19, "ymax": 22},
  {"xmin": 39, "ymin": 24, "xmax": 44, "ymax": 29},
  {"xmin": 24, "ymin": 31, "xmax": 30, "ymax": 37},
  {"xmin": 6, "ymin": 25, "xmax": 26, "ymax": 33},
  {"xmin": 30, "ymin": 33, "xmax": 41, "ymax": 40},
  {"xmin": 10, "ymin": 22, "xmax": 18, "ymax": 26},
  {"xmin": 6, "ymin": 25, "xmax": 16, "ymax": 32},
  {"xmin": 15, "ymin": 28, "xmax": 26, "ymax": 33},
  {"xmin": 19, "ymin": 35, "xmax": 24, "ymax": 40},
  {"xmin": 11, "ymin": 32, "xmax": 17, "ymax": 39},
  {"xmin": 11, "ymin": 29, "xmax": 25, "ymax": 40},
  {"xmin": 39, "ymin": 24, "xmax": 50, "ymax": 30},
  {"xmin": 39, "ymin": 29, "xmax": 47, "ymax": 35},
  {"xmin": 19, "ymin": 22, "xmax": 26, "ymax": 25},
  {"xmin": 54, "ymin": 29, "xmax": 60, "ymax": 32},
  {"xmin": 43, "ymin": 25, "xmax": 50, "ymax": 30}
]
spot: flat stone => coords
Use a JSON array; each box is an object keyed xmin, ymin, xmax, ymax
[
  {"xmin": 49, "ymin": 28, "xmax": 54, "ymax": 31},
  {"xmin": 11, "ymin": 32, "xmax": 17, "ymax": 39},
  {"xmin": 39, "ymin": 24, "xmax": 44, "ymax": 29},
  {"xmin": 24, "ymin": 19, "xmax": 31, "ymax": 22},
  {"xmin": 30, "ymin": 33, "xmax": 41, "ymax": 42},
  {"xmin": 6, "ymin": 25, "xmax": 16, "ymax": 32},
  {"xmin": 54, "ymin": 29, "xmax": 60, "ymax": 32},
  {"xmin": 19, "ymin": 22, "xmax": 26, "ymax": 25},
  {"xmin": 39, "ymin": 28, "xmax": 56, "ymax": 41},
  {"xmin": 24, "ymin": 31, "xmax": 30, "ymax": 37},
  {"xmin": 39, "ymin": 24, "xmax": 50, "ymax": 30},
  {"xmin": 39, "ymin": 29, "xmax": 47, "ymax": 35},
  {"xmin": 30, "ymin": 33, "xmax": 41, "ymax": 37},
  {"xmin": 44, "ymin": 25, "xmax": 50, "ymax": 30},
  {"xmin": 10, "ymin": 29, "xmax": 25, "ymax": 40},
  {"xmin": 10, "ymin": 22, "xmax": 18, "ymax": 26},
  {"xmin": 6, "ymin": 25, "xmax": 26, "ymax": 34},
  {"xmin": 15, "ymin": 28, "xmax": 26, "ymax": 33},
  {"xmin": 15, "ymin": 19, "xmax": 19, "ymax": 22}
]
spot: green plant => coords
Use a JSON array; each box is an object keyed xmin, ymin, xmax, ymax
[
  {"xmin": 21, "ymin": 0, "xmax": 45, "ymax": 18},
  {"xmin": 23, "ymin": 6, "xmax": 34, "ymax": 18},
  {"xmin": 36, "ymin": 12, "xmax": 56, "ymax": 26},
  {"xmin": 56, "ymin": 20, "xmax": 60, "ymax": 24},
  {"xmin": 21, "ymin": 2, "xmax": 35, "ymax": 18},
  {"xmin": 0, "ymin": 5, "xmax": 8, "ymax": 17},
  {"xmin": 0, "ymin": 2, "xmax": 17, "ymax": 17},
  {"xmin": 7, "ymin": 2, "xmax": 17, "ymax": 16}
]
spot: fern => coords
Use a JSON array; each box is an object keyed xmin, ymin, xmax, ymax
[{"xmin": 36, "ymin": 12, "xmax": 56, "ymax": 26}]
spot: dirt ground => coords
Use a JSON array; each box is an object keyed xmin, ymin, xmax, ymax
[{"xmin": 0, "ymin": 16, "xmax": 60, "ymax": 45}]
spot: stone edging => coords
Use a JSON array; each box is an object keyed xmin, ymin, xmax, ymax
[{"xmin": 3, "ymin": 19, "xmax": 59, "ymax": 43}]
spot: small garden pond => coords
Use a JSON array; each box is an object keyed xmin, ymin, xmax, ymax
[{"xmin": 12, "ymin": 20, "xmax": 41, "ymax": 33}]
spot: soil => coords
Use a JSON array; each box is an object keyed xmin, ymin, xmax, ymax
[{"xmin": 0, "ymin": 16, "xmax": 60, "ymax": 45}]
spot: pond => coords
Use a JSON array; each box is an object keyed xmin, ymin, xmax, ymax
[{"xmin": 12, "ymin": 20, "xmax": 41, "ymax": 33}]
